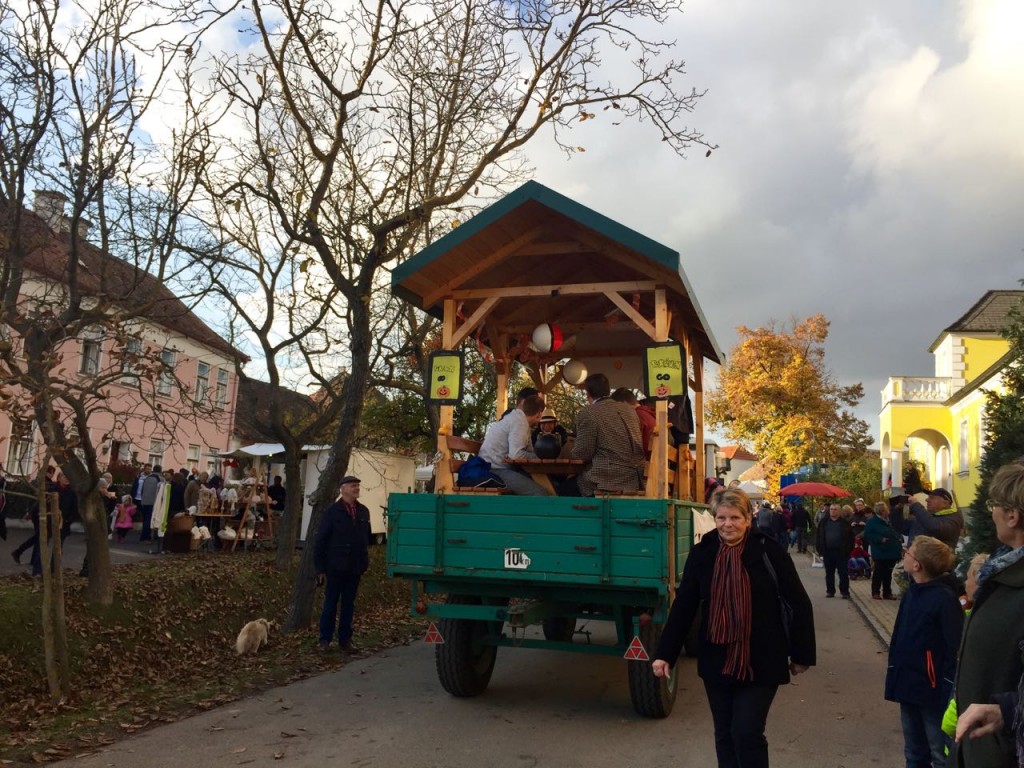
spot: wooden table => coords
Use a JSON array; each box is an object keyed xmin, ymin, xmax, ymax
[{"xmin": 505, "ymin": 457, "xmax": 585, "ymax": 495}]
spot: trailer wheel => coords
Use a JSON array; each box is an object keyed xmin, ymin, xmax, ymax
[
  {"xmin": 542, "ymin": 616, "xmax": 576, "ymax": 643},
  {"xmin": 627, "ymin": 622, "xmax": 677, "ymax": 718},
  {"xmin": 435, "ymin": 595, "xmax": 497, "ymax": 697}
]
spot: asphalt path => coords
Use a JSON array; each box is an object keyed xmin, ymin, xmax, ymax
[{"xmin": 40, "ymin": 551, "xmax": 904, "ymax": 768}]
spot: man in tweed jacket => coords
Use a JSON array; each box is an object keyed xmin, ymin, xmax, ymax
[{"xmin": 569, "ymin": 373, "xmax": 646, "ymax": 496}]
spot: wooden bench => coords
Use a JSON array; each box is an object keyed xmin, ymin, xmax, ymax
[{"xmin": 438, "ymin": 434, "xmax": 511, "ymax": 494}]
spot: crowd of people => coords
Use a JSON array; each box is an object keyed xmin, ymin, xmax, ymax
[
  {"xmin": 473, "ymin": 374, "xmax": 687, "ymax": 497},
  {"xmin": 652, "ymin": 458, "xmax": 1024, "ymax": 768}
]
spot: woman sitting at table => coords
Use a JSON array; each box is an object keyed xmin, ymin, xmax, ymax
[{"xmin": 478, "ymin": 394, "xmax": 552, "ymax": 496}]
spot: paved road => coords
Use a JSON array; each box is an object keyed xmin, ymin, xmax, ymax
[
  {"xmin": 1, "ymin": 520, "xmax": 157, "ymax": 578},
  {"xmin": 44, "ymin": 552, "xmax": 904, "ymax": 768}
]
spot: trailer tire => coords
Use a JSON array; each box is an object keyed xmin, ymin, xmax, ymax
[
  {"xmin": 542, "ymin": 616, "xmax": 576, "ymax": 643},
  {"xmin": 435, "ymin": 595, "xmax": 497, "ymax": 697},
  {"xmin": 627, "ymin": 622, "xmax": 677, "ymax": 718}
]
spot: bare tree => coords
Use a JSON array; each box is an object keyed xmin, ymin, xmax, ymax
[
  {"xmin": 0, "ymin": 0, "xmax": 232, "ymax": 604},
  {"xmin": 190, "ymin": 0, "xmax": 711, "ymax": 629}
]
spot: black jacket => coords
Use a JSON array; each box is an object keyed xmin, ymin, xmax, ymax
[
  {"xmin": 885, "ymin": 578, "xmax": 962, "ymax": 710},
  {"xmin": 313, "ymin": 499, "xmax": 371, "ymax": 575},
  {"xmin": 655, "ymin": 529, "xmax": 816, "ymax": 686},
  {"xmin": 815, "ymin": 515, "xmax": 854, "ymax": 556}
]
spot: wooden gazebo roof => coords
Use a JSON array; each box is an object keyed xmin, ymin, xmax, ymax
[{"xmin": 392, "ymin": 181, "xmax": 722, "ymax": 365}]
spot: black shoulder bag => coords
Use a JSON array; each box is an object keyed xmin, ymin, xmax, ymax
[{"xmin": 761, "ymin": 550, "xmax": 794, "ymax": 645}]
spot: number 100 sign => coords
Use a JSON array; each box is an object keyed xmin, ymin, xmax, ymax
[{"xmin": 643, "ymin": 342, "xmax": 684, "ymax": 399}]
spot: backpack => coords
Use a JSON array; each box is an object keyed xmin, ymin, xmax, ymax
[
  {"xmin": 456, "ymin": 455, "xmax": 506, "ymax": 489},
  {"xmin": 756, "ymin": 506, "xmax": 775, "ymax": 532}
]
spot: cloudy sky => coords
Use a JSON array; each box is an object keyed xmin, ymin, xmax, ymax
[{"xmin": 523, "ymin": 0, "xmax": 1023, "ymax": 445}]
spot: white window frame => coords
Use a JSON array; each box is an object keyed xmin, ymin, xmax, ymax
[
  {"xmin": 6, "ymin": 426, "xmax": 38, "ymax": 477},
  {"xmin": 148, "ymin": 439, "xmax": 165, "ymax": 467},
  {"xmin": 959, "ymin": 419, "xmax": 969, "ymax": 473},
  {"xmin": 215, "ymin": 369, "xmax": 229, "ymax": 410},
  {"xmin": 120, "ymin": 337, "xmax": 142, "ymax": 383},
  {"xmin": 206, "ymin": 447, "xmax": 219, "ymax": 475},
  {"xmin": 977, "ymin": 409, "xmax": 987, "ymax": 461},
  {"xmin": 195, "ymin": 362, "xmax": 210, "ymax": 404},
  {"xmin": 80, "ymin": 327, "xmax": 102, "ymax": 375},
  {"xmin": 187, "ymin": 444, "xmax": 201, "ymax": 471},
  {"xmin": 157, "ymin": 348, "xmax": 176, "ymax": 397}
]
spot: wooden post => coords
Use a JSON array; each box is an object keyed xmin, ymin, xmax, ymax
[
  {"xmin": 435, "ymin": 298, "xmax": 457, "ymax": 493},
  {"xmin": 693, "ymin": 352, "xmax": 705, "ymax": 488},
  {"xmin": 651, "ymin": 288, "xmax": 669, "ymax": 499}
]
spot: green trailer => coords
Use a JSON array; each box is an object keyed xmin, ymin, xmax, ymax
[{"xmin": 386, "ymin": 182, "xmax": 723, "ymax": 717}]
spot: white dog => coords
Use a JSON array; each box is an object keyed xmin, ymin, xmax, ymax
[{"xmin": 235, "ymin": 618, "xmax": 271, "ymax": 655}]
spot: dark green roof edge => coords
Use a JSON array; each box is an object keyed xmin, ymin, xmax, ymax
[
  {"xmin": 390, "ymin": 179, "xmax": 723, "ymax": 363},
  {"xmin": 391, "ymin": 180, "xmax": 677, "ymax": 288},
  {"xmin": 943, "ymin": 349, "xmax": 1014, "ymax": 407}
]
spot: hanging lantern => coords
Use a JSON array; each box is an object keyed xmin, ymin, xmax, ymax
[
  {"xmin": 562, "ymin": 359, "xmax": 588, "ymax": 386},
  {"xmin": 531, "ymin": 323, "xmax": 563, "ymax": 353}
]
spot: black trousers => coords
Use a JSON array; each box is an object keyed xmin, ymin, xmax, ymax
[
  {"xmin": 703, "ymin": 680, "xmax": 779, "ymax": 768},
  {"xmin": 822, "ymin": 549, "xmax": 850, "ymax": 596},
  {"xmin": 871, "ymin": 558, "xmax": 897, "ymax": 597}
]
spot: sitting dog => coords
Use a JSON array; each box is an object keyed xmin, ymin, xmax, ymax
[{"xmin": 235, "ymin": 618, "xmax": 271, "ymax": 655}]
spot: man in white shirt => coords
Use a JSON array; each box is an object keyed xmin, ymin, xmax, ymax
[{"xmin": 479, "ymin": 394, "xmax": 550, "ymax": 495}]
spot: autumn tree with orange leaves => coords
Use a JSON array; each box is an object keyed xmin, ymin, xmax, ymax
[{"xmin": 707, "ymin": 315, "xmax": 872, "ymax": 494}]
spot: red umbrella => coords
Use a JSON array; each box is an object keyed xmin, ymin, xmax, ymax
[{"xmin": 779, "ymin": 481, "xmax": 851, "ymax": 497}]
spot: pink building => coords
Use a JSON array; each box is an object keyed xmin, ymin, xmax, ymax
[{"xmin": 1, "ymin": 191, "xmax": 245, "ymax": 478}]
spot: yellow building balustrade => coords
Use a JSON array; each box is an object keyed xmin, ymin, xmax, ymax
[{"xmin": 882, "ymin": 376, "xmax": 953, "ymax": 407}]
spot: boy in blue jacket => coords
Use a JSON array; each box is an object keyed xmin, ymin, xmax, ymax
[{"xmin": 885, "ymin": 535, "xmax": 963, "ymax": 768}]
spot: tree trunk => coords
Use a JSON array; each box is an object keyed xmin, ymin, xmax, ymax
[
  {"xmin": 80, "ymin": 494, "xmax": 113, "ymax": 605},
  {"xmin": 275, "ymin": 456, "xmax": 305, "ymax": 571},
  {"xmin": 40, "ymin": 493, "xmax": 70, "ymax": 700},
  {"xmin": 283, "ymin": 302, "xmax": 371, "ymax": 633}
]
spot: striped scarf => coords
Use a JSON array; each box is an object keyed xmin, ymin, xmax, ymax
[{"xmin": 708, "ymin": 536, "xmax": 753, "ymax": 681}]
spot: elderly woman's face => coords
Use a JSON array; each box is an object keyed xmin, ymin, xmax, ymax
[
  {"xmin": 990, "ymin": 500, "xmax": 1021, "ymax": 546},
  {"xmin": 715, "ymin": 503, "xmax": 751, "ymax": 546}
]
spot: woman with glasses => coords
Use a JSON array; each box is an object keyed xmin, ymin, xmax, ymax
[{"xmin": 952, "ymin": 462, "xmax": 1024, "ymax": 767}]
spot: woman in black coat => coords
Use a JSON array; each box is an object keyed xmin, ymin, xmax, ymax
[{"xmin": 653, "ymin": 487, "xmax": 816, "ymax": 768}]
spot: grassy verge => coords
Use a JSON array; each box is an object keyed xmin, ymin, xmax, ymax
[{"xmin": 0, "ymin": 547, "xmax": 426, "ymax": 764}]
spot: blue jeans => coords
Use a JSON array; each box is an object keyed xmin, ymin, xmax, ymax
[
  {"xmin": 319, "ymin": 571, "xmax": 361, "ymax": 646},
  {"xmin": 900, "ymin": 702, "xmax": 948, "ymax": 768},
  {"xmin": 703, "ymin": 680, "xmax": 778, "ymax": 768}
]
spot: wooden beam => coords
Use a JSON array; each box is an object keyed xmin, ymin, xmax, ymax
[
  {"xmin": 435, "ymin": 299, "xmax": 457, "ymax": 493},
  {"xmin": 422, "ymin": 226, "xmax": 546, "ymax": 307},
  {"xmin": 450, "ymin": 296, "xmax": 501, "ymax": 348},
  {"xmin": 603, "ymin": 290, "xmax": 657, "ymax": 339},
  {"xmin": 451, "ymin": 280, "xmax": 658, "ymax": 301},
  {"xmin": 693, "ymin": 351, "xmax": 705, "ymax": 488}
]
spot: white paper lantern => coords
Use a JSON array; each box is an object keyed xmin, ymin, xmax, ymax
[
  {"xmin": 562, "ymin": 359, "xmax": 588, "ymax": 386},
  {"xmin": 531, "ymin": 323, "xmax": 563, "ymax": 353}
]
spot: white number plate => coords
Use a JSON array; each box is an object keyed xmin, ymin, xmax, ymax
[{"xmin": 504, "ymin": 548, "xmax": 531, "ymax": 570}]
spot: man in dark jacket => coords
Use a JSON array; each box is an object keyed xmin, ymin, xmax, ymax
[
  {"xmin": 314, "ymin": 475, "xmax": 371, "ymax": 654},
  {"xmin": 906, "ymin": 487, "xmax": 963, "ymax": 551},
  {"xmin": 790, "ymin": 503, "xmax": 811, "ymax": 553},
  {"xmin": 816, "ymin": 503, "xmax": 854, "ymax": 598}
]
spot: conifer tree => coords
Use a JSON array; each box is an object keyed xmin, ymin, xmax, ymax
[{"xmin": 964, "ymin": 287, "xmax": 1024, "ymax": 558}]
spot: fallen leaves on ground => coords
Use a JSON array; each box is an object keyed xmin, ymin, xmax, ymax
[{"xmin": 0, "ymin": 549, "xmax": 426, "ymax": 762}]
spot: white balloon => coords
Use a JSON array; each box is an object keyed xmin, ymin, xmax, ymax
[
  {"xmin": 562, "ymin": 359, "xmax": 587, "ymax": 386},
  {"xmin": 532, "ymin": 323, "xmax": 561, "ymax": 353}
]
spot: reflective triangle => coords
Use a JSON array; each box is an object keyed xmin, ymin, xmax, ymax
[
  {"xmin": 424, "ymin": 623, "xmax": 445, "ymax": 644},
  {"xmin": 623, "ymin": 635, "xmax": 649, "ymax": 661}
]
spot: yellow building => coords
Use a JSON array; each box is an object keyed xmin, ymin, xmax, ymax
[{"xmin": 879, "ymin": 290, "xmax": 1022, "ymax": 506}]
